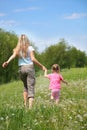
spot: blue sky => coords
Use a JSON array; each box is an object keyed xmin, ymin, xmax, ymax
[{"xmin": 0, "ymin": 0, "xmax": 87, "ymax": 52}]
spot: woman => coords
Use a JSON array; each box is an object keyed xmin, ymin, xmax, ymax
[{"xmin": 2, "ymin": 34, "xmax": 46, "ymax": 109}]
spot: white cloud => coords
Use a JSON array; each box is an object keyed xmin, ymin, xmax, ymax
[
  {"xmin": 64, "ymin": 13, "xmax": 87, "ymax": 19},
  {"xmin": 0, "ymin": 20, "xmax": 17, "ymax": 26},
  {"xmin": 31, "ymin": 22, "xmax": 48, "ymax": 26},
  {"xmin": 0, "ymin": 13, "xmax": 6, "ymax": 17},
  {"xmin": 14, "ymin": 7, "xmax": 40, "ymax": 12}
]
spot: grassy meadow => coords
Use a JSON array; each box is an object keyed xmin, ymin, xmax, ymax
[{"xmin": 0, "ymin": 68, "xmax": 87, "ymax": 130}]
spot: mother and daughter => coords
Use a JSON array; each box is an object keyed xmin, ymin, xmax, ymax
[{"xmin": 2, "ymin": 34, "xmax": 68, "ymax": 109}]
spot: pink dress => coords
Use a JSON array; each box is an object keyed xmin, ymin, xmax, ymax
[{"xmin": 47, "ymin": 73, "xmax": 63, "ymax": 90}]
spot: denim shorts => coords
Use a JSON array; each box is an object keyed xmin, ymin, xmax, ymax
[{"xmin": 19, "ymin": 64, "xmax": 35, "ymax": 98}]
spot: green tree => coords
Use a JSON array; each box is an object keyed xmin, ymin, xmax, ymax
[
  {"xmin": 43, "ymin": 39, "xmax": 68, "ymax": 69},
  {"xmin": 40, "ymin": 39, "xmax": 87, "ymax": 69},
  {"xmin": 76, "ymin": 50, "xmax": 86, "ymax": 67},
  {"xmin": 65, "ymin": 47, "xmax": 78, "ymax": 68},
  {"xmin": 0, "ymin": 28, "xmax": 18, "ymax": 83}
]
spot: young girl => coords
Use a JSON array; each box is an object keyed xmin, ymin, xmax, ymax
[
  {"xmin": 44, "ymin": 64, "xmax": 68, "ymax": 104},
  {"xmin": 2, "ymin": 34, "xmax": 46, "ymax": 109}
]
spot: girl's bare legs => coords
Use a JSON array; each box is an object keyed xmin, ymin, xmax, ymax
[
  {"xmin": 51, "ymin": 95, "xmax": 54, "ymax": 100},
  {"xmin": 55, "ymin": 99, "xmax": 59, "ymax": 104},
  {"xmin": 29, "ymin": 98, "xmax": 34, "ymax": 109},
  {"xmin": 51, "ymin": 91, "xmax": 54, "ymax": 100},
  {"xmin": 23, "ymin": 92, "xmax": 28, "ymax": 107}
]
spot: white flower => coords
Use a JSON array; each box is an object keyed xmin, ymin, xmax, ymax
[{"xmin": 0, "ymin": 117, "xmax": 4, "ymax": 121}]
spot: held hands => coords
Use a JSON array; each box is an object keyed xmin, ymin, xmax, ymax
[
  {"xmin": 2, "ymin": 61, "xmax": 8, "ymax": 68},
  {"xmin": 42, "ymin": 66, "xmax": 47, "ymax": 71}
]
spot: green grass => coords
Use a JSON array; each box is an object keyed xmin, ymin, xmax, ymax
[{"xmin": 0, "ymin": 68, "xmax": 87, "ymax": 130}]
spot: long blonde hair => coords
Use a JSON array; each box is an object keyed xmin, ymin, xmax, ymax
[{"xmin": 13, "ymin": 34, "xmax": 30, "ymax": 57}]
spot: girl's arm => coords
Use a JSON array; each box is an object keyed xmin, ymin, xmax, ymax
[
  {"xmin": 62, "ymin": 79, "xmax": 68, "ymax": 85},
  {"xmin": 44, "ymin": 69, "xmax": 48, "ymax": 78}
]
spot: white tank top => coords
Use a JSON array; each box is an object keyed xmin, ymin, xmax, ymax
[{"xmin": 18, "ymin": 46, "xmax": 34, "ymax": 66}]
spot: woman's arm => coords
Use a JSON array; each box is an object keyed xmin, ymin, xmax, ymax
[
  {"xmin": 2, "ymin": 52, "xmax": 17, "ymax": 68},
  {"xmin": 30, "ymin": 51, "xmax": 46, "ymax": 71}
]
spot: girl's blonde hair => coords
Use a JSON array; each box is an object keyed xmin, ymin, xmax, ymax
[
  {"xmin": 13, "ymin": 34, "xmax": 30, "ymax": 57},
  {"xmin": 52, "ymin": 64, "xmax": 60, "ymax": 72}
]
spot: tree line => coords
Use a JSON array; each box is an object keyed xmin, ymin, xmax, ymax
[{"xmin": 0, "ymin": 28, "xmax": 87, "ymax": 84}]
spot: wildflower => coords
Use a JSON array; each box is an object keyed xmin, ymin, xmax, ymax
[
  {"xmin": 6, "ymin": 116, "xmax": 9, "ymax": 120},
  {"xmin": 83, "ymin": 113, "xmax": 87, "ymax": 117},
  {"xmin": 11, "ymin": 113, "xmax": 15, "ymax": 116},
  {"xmin": 0, "ymin": 117, "xmax": 4, "ymax": 121},
  {"xmin": 76, "ymin": 114, "xmax": 83, "ymax": 122},
  {"xmin": 69, "ymin": 116, "xmax": 72, "ymax": 120}
]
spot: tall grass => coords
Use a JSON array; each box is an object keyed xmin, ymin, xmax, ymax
[{"xmin": 0, "ymin": 68, "xmax": 87, "ymax": 130}]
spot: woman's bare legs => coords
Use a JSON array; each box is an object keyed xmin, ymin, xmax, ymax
[
  {"xmin": 23, "ymin": 92, "xmax": 34, "ymax": 109},
  {"xmin": 23, "ymin": 92, "xmax": 28, "ymax": 107},
  {"xmin": 28, "ymin": 98, "xmax": 34, "ymax": 109}
]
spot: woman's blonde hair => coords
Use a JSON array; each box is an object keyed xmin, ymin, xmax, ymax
[
  {"xmin": 52, "ymin": 64, "xmax": 60, "ymax": 72},
  {"xmin": 13, "ymin": 34, "xmax": 30, "ymax": 57}
]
